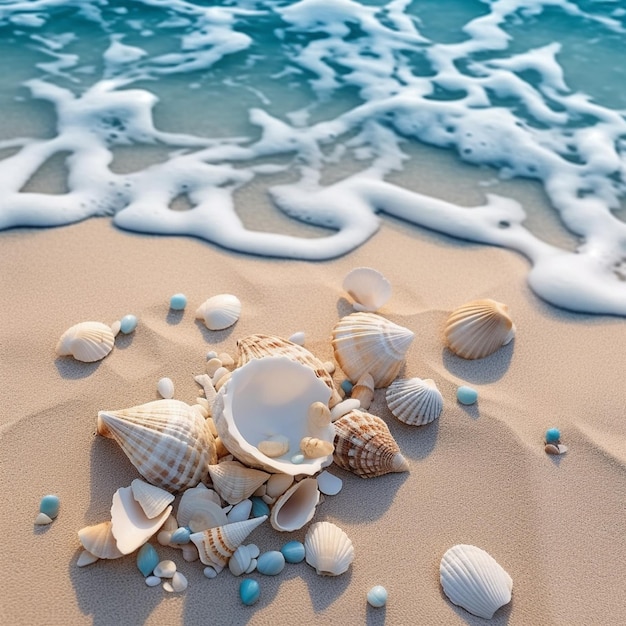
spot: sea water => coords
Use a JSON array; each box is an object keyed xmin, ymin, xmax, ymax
[{"xmin": 0, "ymin": 0, "xmax": 625, "ymax": 314}]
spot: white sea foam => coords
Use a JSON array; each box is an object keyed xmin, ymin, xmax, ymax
[{"xmin": 0, "ymin": 0, "xmax": 625, "ymax": 314}]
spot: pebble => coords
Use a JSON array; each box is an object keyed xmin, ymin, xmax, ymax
[
  {"xmin": 227, "ymin": 499, "xmax": 253, "ymax": 524},
  {"xmin": 203, "ymin": 566, "xmax": 218, "ymax": 579},
  {"xmin": 218, "ymin": 352, "xmax": 235, "ymax": 368},
  {"xmin": 170, "ymin": 571, "xmax": 188, "ymax": 592},
  {"xmin": 280, "ymin": 541, "xmax": 305, "ymax": 564},
  {"xmin": 545, "ymin": 427, "xmax": 561, "ymax": 443},
  {"xmin": 137, "ymin": 543, "xmax": 160, "ymax": 577},
  {"xmin": 170, "ymin": 527, "xmax": 191, "ymax": 544},
  {"xmin": 457, "ymin": 385, "xmax": 478, "ymax": 405},
  {"xmin": 39, "ymin": 494, "xmax": 60, "ymax": 519},
  {"xmin": 239, "ymin": 578, "xmax": 261, "ymax": 606},
  {"xmin": 256, "ymin": 551, "xmax": 285, "ymax": 576},
  {"xmin": 206, "ymin": 350, "xmax": 218, "ymax": 360},
  {"xmin": 288, "ymin": 331, "xmax": 305, "ymax": 345},
  {"xmin": 250, "ymin": 496, "xmax": 270, "ymax": 518},
  {"xmin": 367, "ymin": 585, "xmax": 388, "ymax": 608},
  {"xmin": 340, "ymin": 379, "xmax": 354, "ymax": 394},
  {"xmin": 157, "ymin": 377, "xmax": 175, "ymax": 399},
  {"xmin": 330, "ymin": 398, "xmax": 360, "ymax": 421},
  {"xmin": 153, "ymin": 560, "xmax": 176, "ymax": 578},
  {"xmin": 317, "ymin": 471, "xmax": 343, "ymax": 496},
  {"xmin": 290, "ymin": 453, "xmax": 305, "ymax": 465},
  {"xmin": 323, "ymin": 360, "xmax": 336, "ymax": 374},
  {"xmin": 145, "ymin": 576, "xmax": 161, "ymax": 587},
  {"xmin": 120, "ymin": 314, "xmax": 138, "ymax": 334},
  {"xmin": 34, "ymin": 512, "xmax": 53, "ymax": 525},
  {"xmin": 77, "ymin": 550, "xmax": 99, "ymax": 567},
  {"xmin": 206, "ymin": 357, "xmax": 223, "ymax": 377},
  {"xmin": 169, "ymin": 293, "xmax": 187, "ymax": 310}
]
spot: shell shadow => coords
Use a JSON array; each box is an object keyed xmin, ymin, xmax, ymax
[
  {"xmin": 336, "ymin": 297, "xmax": 356, "ymax": 318},
  {"xmin": 194, "ymin": 319, "xmax": 236, "ymax": 344},
  {"xmin": 441, "ymin": 341, "xmax": 514, "ymax": 384},
  {"xmin": 114, "ymin": 332, "xmax": 135, "ymax": 351},
  {"xmin": 366, "ymin": 604, "xmax": 387, "ymax": 625},
  {"xmin": 457, "ymin": 401, "xmax": 480, "ymax": 420},
  {"xmin": 390, "ymin": 418, "xmax": 440, "ymax": 460},
  {"xmin": 303, "ymin": 567, "xmax": 353, "ymax": 612},
  {"xmin": 166, "ymin": 309, "xmax": 185, "ymax": 326},
  {"xmin": 438, "ymin": 584, "xmax": 513, "ymax": 625},
  {"xmin": 55, "ymin": 356, "xmax": 102, "ymax": 379}
]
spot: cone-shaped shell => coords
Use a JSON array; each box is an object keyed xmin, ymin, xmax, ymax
[
  {"xmin": 444, "ymin": 299, "xmax": 515, "ymax": 360},
  {"xmin": 77, "ymin": 521, "xmax": 124, "ymax": 560},
  {"xmin": 333, "ymin": 409, "xmax": 409, "ymax": 478},
  {"xmin": 56, "ymin": 321, "xmax": 115, "ymax": 363},
  {"xmin": 270, "ymin": 478, "xmax": 320, "ymax": 532},
  {"xmin": 190, "ymin": 515, "xmax": 267, "ymax": 573},
  {"xmin": 97, "ymin": 399, "xmax": 217, "ymax": 492},
  {"xmin": 386, "ymin": 378, "xmax": 443, "ymax": 426},
  {"xmin": 208, "ymin": 461, "xmax": 270, "ymax": 505},
  {"xmin": 331, "ymin": 312, "xmax": 414, "ymax": 387},
  {"xmin": 195, "ymin": 294, "xmax": 241, "ymax": 331},
  {"xmin": 304, "ymin": 521, "xmax": 354, "ymax": 576},
  {"xmin": 236, "ymin": 334, "xmax": 341, "ymax": 407},
  {"xmin": 440, "ymin": 544, "xmax": 513, "ymax": 619},
  {"xmin": 342, "ymin": 267, "xmax": 392, "ymax": 312},
  {"xmin": 131, "ymin": 478, "xmax": 175, "ymax": 519}
]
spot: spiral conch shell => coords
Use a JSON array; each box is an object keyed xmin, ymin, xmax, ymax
[
  {"xmin": 444, "ymin": 299, "xmax": 515, "ymax": 360},
  {"xmin": 97, "ymin": 399, "xmax": 217, "ymax": 492},
  {"xmin": 386, "ymin": 377, "xmax": 443, "ymax": 426},
  {"xmin": 331, "ymin": 312, "xmax": 414, "ymax": 388},
  {"xmin": 56, "ymin": 321, "xmax": 115, "ymax": 362}
]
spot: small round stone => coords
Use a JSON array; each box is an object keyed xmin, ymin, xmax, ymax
[
  {"xmin": 39, "ymin": 494, "xmax": 60, "ymax": 519},
  {"xmin": 120, "ymin": 314, "xmax": 138, "ymax": 334},
  {"xmin": 290, "ymin": 453, "xmax": 305, "ymax": 465},
  {"xmin": 256, "ymin": 551, "xmax": 285, "ymax": 576},
  {"xmin": 170, "ymin": 293, "xmax": 187, "ymax": 310},
  {"xmin": 457, "ymin": 385, "xmax": 478, "ymax": 405},
  {"xmin": 340, "ymin": 379, "xmax": 354, "ymax": 394},
  {"xmin": 170, "ymin": 527, "xmax": 191, "ymax": 544},
  {"xmin": 239, "ymin": 578, "xmax": 260, "ymax": 606},
  {"xmin": 145, "ymin": 576, "xmax": 161, "ymax": 587},
  {"xmin": 367, "ymin": 585, "xmax": 388, "ymax": 608},
  {"xmin": 280, "ymin": 541, "xmax": 305, "ymax": 564},
  {"xmin": 250, "ymin": 496, "xmax": 270, "ymax": 518},
  {"xmin": 545, "ymin": 427, "xmax": 561, "ymax": 443},
  {"xmin": 153, "ymin": 560, "xmax": 176, "ymax": 578}
]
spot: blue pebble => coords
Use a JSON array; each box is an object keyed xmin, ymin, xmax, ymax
[
  {"xmin": 290, "ymin": 453, "xmax": 305, "ymax": 465},
  {"xmin": 340, "ymin": 379, "xmax": 354, "ymax": 394},
  {"xmin": 545, "ymin": 427, "xmax": 561, "ymax": 443},
  {"xmin": 256, "ymin": 551, "xmax": 285, "ymax": 576},
  {"xmin": 170, "ymin": 527, "xmax": 191, "ymax": 544},
  {"xmin": 250, "ymin": 496, "xmax": 270, "ymax": 518},
  {"xmin": 367, "ymin": 585, "xmax": 388, "ymax": 608},
  {"xmin": 169, "ymin": 293, "xmax": 187, "ymax": 310},
  {"xmin": 457, "ymin": 385, "xmax": 478, "ymax": 405},
  {"xmin": 136, "ymin": 543, "xmax": 159, "ymax": 577},
  {"xmin": 120, "ymin": 314, "xmax": 138, "ymax": 334},
  {"xmin": 280, "ymin": 541, "xmax": 305, "ymax": 564},
  {"xmin": 39, "ymin": 494, "xmax": 60, "ymax": 519},
  {"xmin": 239, "ymin": 578, "xmax": 260, "ymax": 606}
]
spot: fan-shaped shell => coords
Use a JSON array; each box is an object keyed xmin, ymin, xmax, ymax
[
  {"xmin": 444, "ymin": 299, "xmax": 515, "ymax": 360},
  {"xmin": 130, "ymin": 478, "xmax": 175, "ymax": 519},
  {"xmin": 77, "ymin": 521, "xmax": 124, "ymax": 560},
  {"xmin": 208, "ymin": 460, "xmax": 270, "ymax": 505},
  {"xmin": 97, "ymin": 399, "xmax": 217, "ymax": 492},
  {"xmin": 342, "ymin": 267, "xmax": 392, "ymax": 312},
  {"xmin": 176, "ymin": 483, "xmax": 228, "ymax": 532},
  {"xmin": 386, "ymin": 378, "xmax": 443, "ymax": 426},
  {"xmin": 270, "ymin": 477, "xmax": 319, "ymax": 532},
  {"xmin": 304, "ymin": 521, "xmax": 354, "ymax": 576},
  {"xmin": 333, "ymin": 409, "xmax": 409, "ymax": 478},
  {"xmin": 236, "ymin": 334, "xmax": 341, "ymax": 407},
  {"xmin": 331, "ymin": 312, "xmax": 414, "ymax": 387},
  {"xmin": 196, "ymin": 294, "xmax": 241, "ymax": 331},
  {"xmin": 440, "ymin": 544, "xmax": 513, "ymax": 619},
  {"xmin": 56, "ymin": 321, "xmax": 115, "ymax": 363}
]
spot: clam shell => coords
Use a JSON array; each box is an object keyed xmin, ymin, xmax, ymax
[
  {"xmin": 331, "ymin": 312, "xmax": 414, "ymax": 387},
  {"xmin": 342, "ymin": 267, "xmax": 392, "ymax": 312},
  {"xmin": 77, "ymin": 521, "xmax": 124, "ymax": 560},
  {"xmin": 386, "ymin": 377, "xmax": 443, "ymax": 426},
  {"xmin": 56, "ymin": 321, "xmax": 114, "ymax": 363},
  {"xmin": 177, "ymin": 483, "xmax": 228, "ymax": 532},
  {"xmin": 351, "ymin": 372, "xmax": 375, "ymax": 410},
  {"xmin": 333, "ymin": 409, "xmax": 409, "ymax": 478},
  {"xmin": 236, "ymin": 334, "xmax": 342, "ymax": 407},
  {"xmin": 270, "ymin": 477, "xmax": 320, "ymax": 532},
  {"xmin": 196, "ymin": 294, "xmax": 241, "ymax": 331},
  {"xmin": 304, "ymin": 521, "xmax": 354, "ymax": 576},
  {"xmin": 208, "ymin": 460, "xmax": 270, "ymax": 505},
  {"xmin": 130, "ymin": 478, "xmax": 175, "ymax": 519},
  {"xmin": 444, "ymin": 299, "xmax": 515, "ymax": 360},
  {"xmin": 440, "ymin": 544, "xmax": 513, "ymax": 619},
  {"xmin": 97, "ymin": 399, "xmax": 217, "ymax": 492}
]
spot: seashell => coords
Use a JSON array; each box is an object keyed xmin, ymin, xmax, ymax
[
  {"xmin": 229, "ymin": 544, "xmax": 255, "ymax": 576},
  {"xmin": 316, "ymin": 471, "xmax": 342, "ymax": 496},
  {"xmin": 170, "ymin": 527, "xmax": 191, "ymax": 544},
  {"xmin": 226, "ymin": 499, "xmax": 253, "ymax": 524},
  {"xmin": 304, "ymin": 521, "xmax": 354, "ymax": 576},
  {"xmin": 342, "ymin": 267, "xmax": 392, "ymax": 312},
  {"xmin": 218, "ymin": 352, "xmax": 235, "ymax": 368},
  {"xmin": 157, "ymin": 377, "xmax": 175, "ymax": 399},
  {"xmin": 444, "ymin": 299, "xmax": 515, "ymax": 360},
  {"xmin": 440, "ymin": 544, "xmax": 513, "ymax": 619},
  {"xmin": 136, "ymin": 542, "xmax": 160, "ymax": 577},
  {"xmin": 131, "ymin": 479, "xmax": 175, "ymax": 519},
  {"xmin": 330, "ymin": 398, "xmax": 360, "ymax": 421},
  {"xmin": 265, "ymin": 474, "xmax": 294, "ymax": 499},
  {"xmin": 177, "ymin": 483, "xmax": 228, "ymax": 531},
  {"xmin": 77, "ymin": 550, "xmax": 100, "ymax": 567},
  {"xmin": 236, "ymin": 334, "xmax": 341, "ymax": 407},
  {"xmin": 288, "ymin": 331, "xmax": 305, "ymax": 345},
  {"xmin": 251, "ymin": 496, "xmax": 270, "ymax": 517},
  {"xmin": 35, "ymin": 512, "xmax": 53, "ymax": 525},
  {"xmin": 545, "ymin": 443, "xmax": 568, "ymax": 455},
  {"xmin": 190, "ymin": 515, "xmax": 267, "ymax": 573},
  {"xmin": 77, "ymin": 521, "xmax": 124, "ymax": 560},
  {"xmin": 213, "ymin": 356, "xmax": 335, "ymax": 476},
  {"xmin": 256, "ymin": 551, "xmax": 285, "ymax": 576},
  {"xmin": 181, "ymin": 543, "xmax": 199, "ymax": 562},
  {"xmin": 333, "ymin": 409, "xmax": 409, "ymax": 478},
  {"xmin": 350, "ymin": 372, "xmax": 375, "ymax": 410},
  {"xmin": 208, "ymin": 460, "xmax": 270, "ymax": 505},
  {"xmin": 280, "ymin": 540, "xmax": 305, "ymax": 564},
  {"xmin": 331, "ymin": 312, "xmax": 414, "ymax": 387},
  {"xmin": 257, "ymin": 435, "xmax": 290, "ymax": 458},
  {"xmin": 195, "ymin": 294, "xmax": 241, "ymax": 331},
  {"xmin": 110, "ymin": 486, "xmax": 172, "ymax": 555},
  {"xmin": 39, "ymin": 494, "xmax": 60, "ymax": 519},
  {"xmin": 300, "ymin": 436, "xmax": 334, "ymax": 458},
  {"xmin": 270, "ymin": 477, "xmax": 319, "ymax": 532},
  {"xmin": 154, "ymin": 559, "xmax": 176, "ymax": 578},
  {"xmin": 97, "ymin": 399, "xmax": 217, "ymax": 492},
  {"xmin": 386, "ymin": 377, "xmax": 443, "ymax": 426},
  {"xmin": 56, "ymin": 321, "xmax": 115, "ymax": 363}
]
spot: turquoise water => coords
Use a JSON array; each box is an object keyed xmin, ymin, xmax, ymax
[{"xmin": 1, "ymin": 0, "xmax": 626, "ymax": 314}]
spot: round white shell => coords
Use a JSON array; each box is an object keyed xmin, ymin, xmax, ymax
[
  {"xmin": 342, "ymin": 267, "xmax": 392, "ymax": 312},
  {"xmin": 440, "ymin": 544, "xmax": 513, "ymax": 619},
  {"xmin": 195, "ymin": 294, "xmax": 241, "ymax": 331},
  {"xmin": 157, "ymin": 377, "xmax": 175, "ymax": 399},
  {"xmin": 304, "ymin": 521, "xmax": 354, "ymax": 576},
  {"xmin": 56, "ymin": 321, "xmax": 115, "ymax": 363},
  {"xmin": 269, "ymin": 477, "xmax": 320, "ymax": 532},
  {"xmin": 386, "ymin": 377, "xmax": 443, "ymax": 426}
]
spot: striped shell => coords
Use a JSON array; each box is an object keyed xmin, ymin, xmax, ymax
[
  {"xmin": 333, "ymin": 409, "xmax": 409, "ymax": 478},
  {"xmin": 97, "ymin": 399, "xmax": 217, "ymax": 492},
  {"xmin": 176, "ymin": 483, "xmax": 227, "ymax": 532},
  {"xmin": 77, "ymin": 521, "xmax": 123, "ymax": 560},
  {"xmin": 195, "ymin": 294, "xmax": 241, "ymax": 331},
  {"xmin": 342, "ymin": 267, "xmax": 392, "ymax": 312},
  {"xmin": 304, "ymin": 521, "xmax": 354, "ymax": 576},
  {"xmin": 331, "ymin": 312, "xmax": 414, "ymax": 387},
  {"xmin": 444, "ymin": 299, "xmax": 515, "ymax": 360},
  {"xmin": 440, "ymin": 544, "xmax": 513, "ymax": 619},
  {"xmin": 236, "ymin": 334, "xmax": 341, "ymax": 407},
  {"xmin": 130, "ymin": 478, "xmax": 175, "ymax": 519},
  {"xmin": 208, "ymin": 461, "xmax": 270, "ymax": 505},
  {"xmin": 386, "ymin": 377, "xmax": 443, "ymax": 426},
  {"xmin": 56, "ymin": 321, "xmax": 115, "ymax": 362}
]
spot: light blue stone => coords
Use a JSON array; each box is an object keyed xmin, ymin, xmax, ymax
[
  {"xmin": 136, "ymin": 543, "xmax": 159, "ymax": 577},
  {"xmin": 239, "ymin": 578, "xmax": 260, "ymax": 606},
  {"xmin": 545, "ymin": 427, "xmax": 561, "ymax": 443},
  {"xmin": 280, "ymin": 541, "xmax": 305, "ymax": 564},
  {"xmin": 290, "ymin": 453, "xmax": 305, "ymax": 465},
  {"xmin": 256, "ymin": 551, "xmax": 285, "ymax": 576},
  {"xmin": 170, "ymin": 527, "xmax": 191, "ymax": 544},
  {"xmin": 457, "ymin": 385, "xmax": 478, "ymax": 405},
  {"xmin": 170, "ymin": 293, "xmax": 187, "ymax": 310},
  {"xmin": 367, "ymin": 585, "xmax": 388, "ymax": 608},
  {"xmin": 250, "ymin": 496, "xmax": 270, "ymax": 518},
  {"xmin": 120, "ymin": 314, "xmax": 138, "ymax": 334},
  {"xmin": 340, "ymin": 379, "xmax": 354, "ymax": 394},
  {"xmin": 39, "ymin": 494, "xmax": 60, "ymax": 519}
]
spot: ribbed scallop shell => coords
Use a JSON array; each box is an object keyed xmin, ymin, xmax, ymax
[
  {"xmin": 77, "ymin": 521, "xmax": 124, "ymax": 560},
  {"xmin": 97, "ymin": 399, "xmax": 217, "ymax": 492},
  {"xmin": 56, "ymin": 321, "xmax": 115, "ymax": 362},
  {"xmin": 270, "ymin": 477, "xmax": 319, "ymax": 532},
  {"xmin": 236, "ymin": 334, "xmax": 341, "ymax": 408},
  {"xmin": 342, "ymin": 267, "xmax": 392, "ymax": 312},
  {"xmin": 130, "ymin": 478, "xmax": 175, "ymax": 519},
  {"xmin": 304, "ymin": 521, "xmax": 354, "ymax": 576},
  {"xmin": 176, "ymin": 483, "xmax": 227, "ymax": 532},
  {"xmin": 196, "ymin": 294, "xmax": 241, "ymax": 331},
  {"xmin": 208, "ymin": 460, "xmax": 270, "ymax": 505},
  {"xmin": 440, "ymin": 544, "xmax": 513, "ymax": 619},
  {"xmin": 331, "ymin": 312, "xmax": 414, "ymax": 387},
  {"xmin": 444, "ymin": 299, "xmax": 515, "ymax": 360},
  {"xmin": 333, "ymin": 409, "xmax": 409, "ymax": 478},
  {"xmin": 386, "ymin": 378, "xmax": 443, "ymax": 426}
]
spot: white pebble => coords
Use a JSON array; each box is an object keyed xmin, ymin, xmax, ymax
[
  {"xmin": 145, "ymin": 576, "xmax": 161, "ymax": 587},
  {"xmin": 110, "ymin": 320, "xmax": 122, "ymax": 336},
  {"xmin": 157, "ymin": 377, "xmax": 175, "ymax": 399},
  {"xmin": 171, "ymin": 571, "xmax": 188, "ymax": 592},
  {"xmin": 206, "ymin": 357, "xmax": 223, "ymax": 377},
  {"xmin": 212, "ymin": 366, "xmax": 229, "ymax": 385},
  {"xmin": 330, "ymin": 398, "xmax": 361, "ymax": 421},
  {"xmin": 218, "ymin": 352, "xmax": 235, "ymax": 368},
  {"xmin": 288, "ymin": 331, "xmax": 305, "ymax": 345},
  {"xmin": 317, "ymin": 470, "xmax": 343, "ymax": 496},
  {"xmin": 154, "ymin": 560, "xmax": 176, "ymax": 578},
  {"xmin": 163, "ymin": 582, "xmax": 174, "ymax": 593},
  {"xmin": 206, "ymin": 350, "xmax": 218, "ymax": 360},
  {"xmin": 203, "ymin": 566, "xmax": 218, "ymax": 579},
  {"xmin": 157, "ymin": 531, "xmax": 172, "ymax": 546},
  {"xmin": 323, "ymin": 360, "xmax": 336, "ymax": 374}
]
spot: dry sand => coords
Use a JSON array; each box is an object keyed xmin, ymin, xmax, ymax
[{"xmin": 1, "ymin": 217, "xmax": 625, "ymax": 625}]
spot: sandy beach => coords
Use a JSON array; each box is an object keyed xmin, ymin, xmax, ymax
[{"xmin": 1, "ymin": 216, "xmax": 625, "ymax": 625}]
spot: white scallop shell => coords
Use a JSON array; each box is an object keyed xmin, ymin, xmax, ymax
[
  {"xmin": 195, "ymin": 294, "xmax": 241, "ymax": 331},
  {"xmin": 270, "ymin": 478, "xmax": 320, "ymax": 532},
  {"xmin": 386, "ymin": 377, "xmax": 443, "ymax": 426},
  {"xmin": 304, "ymin": 521, "xmax": 354, "ymax": 576},
  {"xmin": 440, "ymin": 544, "xmax": 513, "ymax": 619},
  {"xmin": 130, "ymin": 478, "xmax": 175, "ymax": 519},
  {"xmin": 342, "ymin": 267, "xmax": 392, "ymax": 312},
  {"xmin": 176, "ymin": 483, "xmax": 228, "ymax": 532},
  {"xmin": 444, "ymin": 299, "xmax": 515, "ymax": 360},
  {"xmin": 56, "ymin": 321, "xmax": 115, "ymax": 363},
  {"xmin": 77, "ymin": 521, "xmax": 124, "ymax": 560}
]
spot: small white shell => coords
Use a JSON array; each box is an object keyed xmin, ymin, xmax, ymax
[
  {"xmin": 288, "ymin": 331, "xmax": 305, "ymax": 345},
  {"xmin": 304, "ymin": 521, "xmax": 354, "ymax": 576},
  {"xmin": 157, "ymin": 377, "xmax": 175, "ymax": 399},
  {"xmin": 130, "ymin": 478, "xmax": 175, "ymax": 520},
  {"xmin": 440, "ymin": 544, "xmax": 513, "ymax": 619},
  {"xmin": 76, "ymin": 550, "xmax": 100, "ymax": 567},
  {"xmin": 77, "ymin": 521, "xmax": 124, "ymax": 560},
  {"xmin": 386, "ymin": 378, "xmax": 443, "ymax": 426},
  {"xmin": 195, "ymin": 294, "xmax": 241, "ymax": 331},
  {"xmin": 342, "ymin": 267, "xmax": 392, "ymax": 312},
  {"xmin": 270, "ymin": 478, "xmax": 320, "ymax": 532},
  {"xmin": 56, "ymin": 321, "xmax": 115, "ymax": 363}
]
